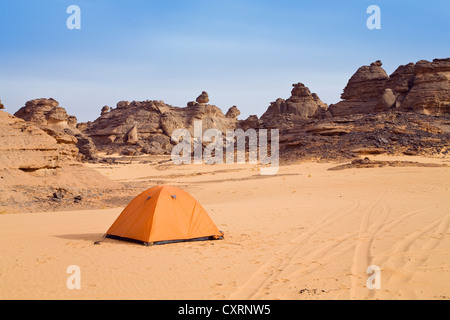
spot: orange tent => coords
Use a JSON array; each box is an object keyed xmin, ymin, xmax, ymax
[{"xmin": 103, "ymin": 185, "xmax": 224, "ymax": 246}]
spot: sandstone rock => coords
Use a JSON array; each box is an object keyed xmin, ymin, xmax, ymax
[
  {"xmin": 342, "ymin": 61, "xmax": 389, "ymax": 100},
  {"xmin": 0, "ymin": 110, "xmax": 119, "ymax": 213},
  {"xmin": 330, "ymin": 58, "xmax": 450, "ymax": 116},
  {"xmin": 117, "ymin": 101, "xmax": 130, "ymax": 109},
  {"xmin": 225, "ymin": 106, "xmax": 241, "ymax": 119},
  {"xmin": 106, "ymin": 135, "xmax": 117, "ymax": 144},
  {"xmin": 239, "ymin": 115, "xmax": 261, "ymax": 131},
  {"xmin": 387, "ymin": 63, "xmax": 415, "ymax": 95},
  {"xmin": 67, "ymin": 116, "xmax": 77, "ymax": 128},
  {"xmin": 262, "ymin": 83, "xmax": 328, "ymax": 119},
  {"xmin": 14, "ymin": 98, "xmax": 98, "ymax": 162},
  {"xmin": 76, "ymin": 122, "xmax": 91, "ymax": 132},
  {"xmin": 101, "ymin": 106, "xmax": 110, "ymax": 116},
  {"xmin": 15, "ymin": 98, "xmax": 66, "ymax": 126},
  {"xmin": 375, "ymin": 88, "xmax": 397, "ymax": 112},
  {"xmin": 0, "ymin": 111, "xmax": 62, "ymax": 170},
  {"xmin": 84, "ymin": 94, "xmax": 237, "ymax": 155},
  {"xmin": 400, "ymin": 58, "xmax": 450, "ymax": 115},
  {"xmin": 126, "ymin": 125, "xmax": 139, "ymax": 145},
  {"xmin": 196, "ymin": 91, "xmax": 209, "ymax": 104},
  {"xmin": 329, "ymin": 61, "xmax": 389, "ymax": 116},
  {"xmin": 306, "ymin": 123, "xmax": 352, "ymax": 136},
  {"xmin": 121, "ymin": 147, "xmax": 136, "ymax": 156},
  {"xmin": 352, "ymin": 147, "xmax": 387, "ymax": 155}
]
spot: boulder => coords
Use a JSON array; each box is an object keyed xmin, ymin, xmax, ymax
[
  {"xmin": 196, "ymin": 91, "xmax": 210, "ymax": 104},
  {"xmin": 101, "ymin": 106, "xmax": 110, "ymax": 116},
  {"xmin": 375, "ymin": 88, "xmax": 397, "ymax": 112},
  {"xmin": 117, "ymin": 101, "xmax": 130, "ymax": 109},
  {"xmin": 126, "ymin": 125, "xmax": 139, "ymax": 145}
]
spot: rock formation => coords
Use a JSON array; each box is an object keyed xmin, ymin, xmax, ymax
[
  {"xmin": 126, "ymin": 125, "xmax": 139, "ymax": 145},
  {"xmin": 330, "ymin": 58, "xmax": 450, "ymax": 116},
  {"xmin": 277, "ymin": 110, "xmax": 449, "ymax": 162},
  {"xmin": 5, "ymin": 57, "xmax": 448, "ymax": 167},
  {"xmin": 262, "ymin": 83, "xmax": 328, "ymax": 120},
  {"xmin": 329, "ymin": 61, "xmax": 390, "ymax": 116},
  {"xmin": 14, "ymin": 98, "xmax": 98, "ymax": 162},
  {"xmin": 0, "ymin": 99, "xmax": 4, "ymax": 109},
  {"xmin": 101, "ymin": 106, "xmax": 110, "ymax": 116},
  {"xmin": 225, "ymin": 106, "xmax": 241, "ymax": 119},
  {"xmin": 256, "ymin": 82, "xmax": 329, "ymax": 130},
  {"xmin": 238, "ymin": 58, "xmax": 449, "ymax": 162},
  {"xmin": 0, "ymin": 110, "xmax": 65, "ymax": 171},
  {"xmin": 196, "ymin": 91, "xmax": 210, "ymax": 104},
  {"xmin": 400, "ymin": 58, "xmax": 450, "ymax": 115},
  {"xmin": 81, "ymin": 92, "xmax": 241, "ymax": 155},
  {"xmin": 0, "ymin": 110, "xmax": 119, "ymax": 213}
]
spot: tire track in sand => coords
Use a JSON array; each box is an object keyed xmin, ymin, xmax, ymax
[
  {"xmin": 228, "ymin": 201, "xmax": 360, "ymax": 300},
  {"xmin": 349, "ymin": 199, "xmax": 389, "ymax": 299},
  {"xmin": 381, "ymin": 212, "xmax": 450, "ymax": 297}
]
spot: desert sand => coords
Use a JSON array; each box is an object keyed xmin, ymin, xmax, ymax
[{"xmin": 0, "ymin": 155, "xmax": 449, "ymax": 300}]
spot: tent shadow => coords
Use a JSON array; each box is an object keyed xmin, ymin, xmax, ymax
[
  {"xmin": 54, "ymin": 234, "xmax": 144, "ymax": 247},
  {"xmin": 55, "ymin": 233, "xmax": 105, "ymax": 242}
]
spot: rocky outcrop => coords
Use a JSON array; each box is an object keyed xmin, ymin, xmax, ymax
[
  {"xmin": 0, "ymin": 110, "xmax": 120, "ymax": 213},
  {"xmin": 329, "ymin": 61, "xmax": 390, "ymax": 116},
  {"xmin": 225, "ymin": 106, "xmax": 241, "ymax": 119},
  {"xmin": 0, "ymin": 111, "xmax": 64, "ymax": 171},
  {"xmin": 239, "ymin": 60, "xmax": 449, "ymax": 161},
  {"xmin": 400, "ymin": 58, "xmax": 450, "ymax": 115},
  {"xmin": 278, "ymin": 111, "xmax": 450, "ymax": 162},
  {"xmin": 330, "ymin": 58, "xmax": 450, "ymax": 116},
  {"xmin": 14, "ymin": 98, "xmax": 98, "ymax": 162},
  {"xmin": 262, "ymin": 83, "xmax": 328, "ymax": 120},
  {"xmin": 82, "ymin": 92, "xmax": 241, "ymax": 155}
]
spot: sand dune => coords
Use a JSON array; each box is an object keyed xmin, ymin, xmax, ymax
[{"xmin": 0, "ymin": 156, "xmax": 449, "ymax": 300}]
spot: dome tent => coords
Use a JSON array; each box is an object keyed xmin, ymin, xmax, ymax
[{"xmin": 101, "ymin": 185, "xmax": 224, "ymax": 246}]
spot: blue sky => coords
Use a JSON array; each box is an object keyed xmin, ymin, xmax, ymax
[{"xmin": 0, "ymin": 0, "xmax": 449, "ymax": 122}]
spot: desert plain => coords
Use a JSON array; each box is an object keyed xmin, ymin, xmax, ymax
[{"xmin": 0, "ymin": 154, "xmax": 448, "ymax": 300}]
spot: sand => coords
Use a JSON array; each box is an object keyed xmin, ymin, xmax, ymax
[{"xmin": 0, "ymin": 155, "xmax": 449, "ymax": 300}]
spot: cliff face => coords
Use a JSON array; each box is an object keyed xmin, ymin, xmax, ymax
[
  {"xmin": 0, "ymin": 110, "xmax": 120, "ymax": 213},
  {"xmin": 329, "ymin": 58, "xmax": 450, "ymax": 116},
  {"xmin": 0, "ymin": 110, "xmax": 64, "ymax": 171},
  {"xmin": 400, "ymin": 59, "xmax": 450, "ymax": 115}
]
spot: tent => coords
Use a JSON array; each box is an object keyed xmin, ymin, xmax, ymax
[{"xmin": 101, "ymin": 185, "xmax": 224, "ymax": 246}]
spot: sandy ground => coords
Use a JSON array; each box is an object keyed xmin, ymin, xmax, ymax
[{"xmin": 0, "ymin": 155, "xmax": 449, "ymax": 300}]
